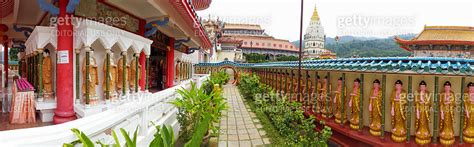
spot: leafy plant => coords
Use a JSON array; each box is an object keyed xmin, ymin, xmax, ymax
[
  {"xmin": 64, "ymin": 125, "xmax": 174, "ymax": 147},
  {"xmin": 184, "ymin": 113, "xmax": 212, "ymax": 147},
  {"xmin": 149, "ymin": 124, "xmax": 175, "ymax": 147},
  {"xmin": 238, "ymin": 73, "xmax": 332, "ymax": 146},
  {"xmin": 171, "ymin": 82, "xmax": 227, "ymax": 143}
]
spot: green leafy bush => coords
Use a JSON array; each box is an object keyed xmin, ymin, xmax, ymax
[
  {"xmin": 202, "ymin": 71, "xmax": 229, "ymax": 94},
  {"xmin": 171, "ymin": 82, "xmax": 227, "ymax": 143},
  {"xmin": 64, "ymin": 124, "xmax": 174, "ymax": 147},
  {"xmin": 238, "ymin": 73, "xmax": 332, "ymax": 146}
]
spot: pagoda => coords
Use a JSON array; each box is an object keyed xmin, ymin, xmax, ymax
[{"xmin": 303, "ymin": 5, "xmax": 335, "ymax": 59}]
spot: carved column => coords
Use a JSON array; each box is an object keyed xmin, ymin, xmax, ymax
[
  {"xmin": 37, "ymin": 49, "xmax": 43, "ymax": 100},
  {"xmin": 84, "ymin": 47, "xmax": 91, "ymax": 105},
  {"xmin": 75, "ymin": 48, "xmax": 81, "ymax": 102},
  {"xmin": 381, "ymin": 74, "xmax": 386, "ymax": 137},
  {"xmin": 145, "ymin": 55, "xmax": 150, "ymax": 91},
  {"xmin": 135, "ymin": 53, "xmax": 139, "ymax": 93},
  {"xmin": 105, "ymin": 49, "xmax": 111, "ymax": 100},
  {"xmin": 460, "ymin": 77, "xmax": 466, "ymax": 143},
  {"xmin": 122, "ymin": 51, "xmax": 127, "ymax": 95},
  {"xmin": 406, "ymin": 76, "xmax": 413, "ymax": 141},
  {"xmin": 359, "ymin": 74, "xmax": 364, "ymax": 131},
  {"xmin": 432, "ymin": 76, "xmax": 440, "ymax": 143}
]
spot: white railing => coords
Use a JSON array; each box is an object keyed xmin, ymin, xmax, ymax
[{"xmin": 0, "ymin": 74, "xmax": 210, "ymax": 147}]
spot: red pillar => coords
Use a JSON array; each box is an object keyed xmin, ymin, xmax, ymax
[
  {"xmin": 53, "ymin": 0, "xmax": 76, "ymax": 124},
  {"xmin": 165, "ymin": 38, "xmax": 175, "ymax": 88},
  {"xmin": 3, "ymin": 42, "xmax": 8, "ymax": 87},
  {"xmin": 139, "ymin": 52, "xmax": 146, "ymax": 91}
]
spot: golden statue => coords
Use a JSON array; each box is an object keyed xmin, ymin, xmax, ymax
[
  {"xmin": 391, "ymin": 80, "xmax": 407, "ymax": 143},
  {"xmin": 463, "ymin": 82, "xmax": 474, "ymax": 143},
  {"xmin": 349, "ymin": 78, "xmax": 361, "ymax": 130},
  {"xmin": 117, "ymin": 56, "xmax": 129, "ymax": 92},
  {"xmin": 175, "ymin": 61, "xmax": 181, "ymax": 81},
  {"xmin": 334, "ymin": 77, "xmax": 346, "ymax": 124},
  {"xmin": 439, "ymin": 81, "xmax": 455, "ymax": 145},
  {"xmin": 314, "ymin": 76, "xmax": 322, "ymax": 113},
  {"xmin": 415, "ymin": 81, "xmax": 431, "ymax": 145},
  {"xmin": 102, "ymin": 53, "xmax": 118, "ymax": 100},
  {"xmin": 82, "ymin": 51, "xmax": 99, "ymax": 105},
  {"xmin": 129, "ymin": 57, "xmax": 141, "ymax": 91},
  {"xmin": 321, "ymin": 76, "xmax": 332, "ymax": 118},
  {"xmin": 369, "ymin": 79, "xmax": 383, "ymax": 137},
  {"xmin": 42, "ymin": 49, "xmax": 53, "ymax": 100}
]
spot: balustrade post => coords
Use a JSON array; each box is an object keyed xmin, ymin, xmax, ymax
[
  {"xmin": 290, "ymin": 70, "xmax": 294, "ymax": 102},
  {"xmin": 432, "ymin": 76, "xmax": 439, "ymax": 143},
  {"xmin": 341, "ymin": 73, "xmax": 346, "ymax": 126},
  {"xmin": 305, "ymin": 70, "xmax": 310, "ymax": 110},
  {"xmin": 135, "ymin": 53, "xmax": 139, "ymax": 93},
  {"xmin": 75, "ymin": 49, "xmax": 80, "ymax": 103},
  {"xmin": 38, "ymin": 49, "xmax": 43, "ymax": 100},
  {"xmin": 314, "ymin": 71, "xmax": 319, "ymax": 114},
  {"xmin": 359, "ymin": 74, "xmax": 364, "ymax": 132},
  {"xmin": 406, "ymin": 76, "xmax": 413, "ymax": 141},
  {"xmin": 145, "ymin": 55, "xmax": 150, "ymax": 91},
  {"xmin": 122, "ymin": 51, "xmax": 127, "ymax": 96},
  {"xmin": 380, "ymin": 74, "xmax": 386, "ymax": 137},
  {"xmin": 105, "ymin": 49, "xmax": 111, "ymax": 100},
  {"xmin": 84, "ymin": 47, "xmax": 91, "ymax": 105},
  {"xmin": 327, "ymin": 72, "xmax": 331, "ymax": 118},
  {"xmin": 460, "ymin": 77, "xmax": 466, "ymax": 143}
]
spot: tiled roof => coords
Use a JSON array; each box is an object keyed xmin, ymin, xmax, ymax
[
  {"xmin": 415, "ymin": 26, "xmax": 474, "ymax": 41},
  {"xmin": 223, "ymin": 23, "xmax": 262, "ymax": 30},
  {"xmin": 195, "ymin": 57, "xmax": 474, "ymax": 76},
  {"xmin": 395, "ymin": 26, "xmax": 474, "ymax": 51}
]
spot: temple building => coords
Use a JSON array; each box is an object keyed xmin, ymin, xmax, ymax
[
  {"xmin": 395, "ymin": 26, "xmax": 474, "ymax": 58},
  {"xmin": 202, "ymin": 18, "xmax": 299, "ymax": 62},
  {"xmin": 303, "ymin": 5, "xmax": 335, "ymax": 59},
  {"xmin": 0, "ymin": 0, "xmax": 212, "ymax": 137}
]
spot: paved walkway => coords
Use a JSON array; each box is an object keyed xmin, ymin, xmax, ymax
[{"xmin": 218, "ymin": 84, "xmax": 270, "ymax": 147}]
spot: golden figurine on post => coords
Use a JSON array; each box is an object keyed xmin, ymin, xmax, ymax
[
  {"xmin": 439, "ymin": 81, "xmax": 455, "ymax": 145},
  {"xmin": 391, "ymin": 80, "xmax": 407, "ymax": 142},
  {"xmin": 320, "ymin": 76, "xmax": 329, "ymax": 118},
  {"xmin": 315, "ymin": 76, "xmax": 322, "ymax": 113},
  {"xmin": 415, "ymin": 81, "xmax": 431, "ymax": 145},
  {"xmin": 463, "ymin": 82, "xmax": 474, "ymax": 143},
  {"xmin": 349, "ymin": 78, "xmax": 361, "ymax": 130},
  {"xmin": 334, "ymin": 77, "xmax": 346, "ymax": 124},
  {"xmin": 369, "ymin": 79, "xmax": 382, "ymax": 136}
]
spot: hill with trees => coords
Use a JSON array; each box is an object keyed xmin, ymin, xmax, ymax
[{"xmin": 291, "ymin": 34, "xmax": 416, "ymax": 58}]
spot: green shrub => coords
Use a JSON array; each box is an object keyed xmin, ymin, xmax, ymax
[
  {"xmin": 64, "ymin": 124, "xmax": 174, "ymax": 147},
  {"xmin": 171, "ymin": 82, "xmax": 227, "ymax": 143},
  {"xmin": 238, "ymin": 73, "xmax": 332, "ymax": 146}
]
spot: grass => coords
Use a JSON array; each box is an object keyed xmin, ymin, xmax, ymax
[{"xmin": 242, "ymin": 97, "xmax": 286, "ymax": 145}]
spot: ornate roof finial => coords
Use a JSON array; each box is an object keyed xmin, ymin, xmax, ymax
[{"xmin": 311, "ymin": 4, "xmax": 320, "ymax": 21}]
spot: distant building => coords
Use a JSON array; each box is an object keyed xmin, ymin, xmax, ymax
[
  {"xmin": 303, "ymin": 5, "xmax": 335, "ymax": 59},
  {"xmin": 395, "ymin": 26, "xmax": 474, "ymax": 58},
  {"xmin": 202, "ymin": 18, "xmax": 299, "ymax": 62}
]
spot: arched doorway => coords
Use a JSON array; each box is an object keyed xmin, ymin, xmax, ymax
[{"xmin": 219, "ymin": 66, "xmax": 239, "ymax": 84}]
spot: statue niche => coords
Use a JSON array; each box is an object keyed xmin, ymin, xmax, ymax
[{"xmin": 42, "ymin": 49, "xmax": 53, "ymax": 100}]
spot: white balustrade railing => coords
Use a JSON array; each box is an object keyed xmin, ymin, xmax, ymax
[{"xmin": 0, "ymin": 74, "xmax": 210, "ymax": 147}]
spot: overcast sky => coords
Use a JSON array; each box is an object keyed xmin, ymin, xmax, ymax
[{"xmin": 197, "ymin": 0, "xmax": 474, "ymax": 41}]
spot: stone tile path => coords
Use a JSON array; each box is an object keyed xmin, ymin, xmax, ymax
[{"xmin": 218, "ymin": 84, "xmax": 270, "ymax": 147}]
